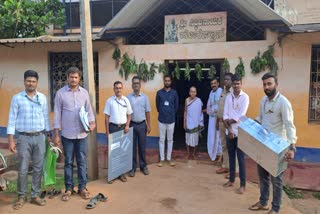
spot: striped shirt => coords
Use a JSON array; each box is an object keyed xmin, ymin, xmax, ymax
[
  {"xmin": 7, "ymin": 90, "xmax": 51, "ymax": 135},
  {"xmin": 53, "ymin": 85, "xmax": 95, "ymax": 139}
]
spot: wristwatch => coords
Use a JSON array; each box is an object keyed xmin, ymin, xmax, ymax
[{"xmin": 289, "ymin": 144, "xmax": 296, "ymax": 153}]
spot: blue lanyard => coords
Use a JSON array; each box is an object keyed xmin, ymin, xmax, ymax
[
  {"xmin": 115, "ymin": 98, "xmax": 127, "ymax": 108},
  {"xmin": 25, "ymin": 94, "xmax": 41, "ymax": 106}
]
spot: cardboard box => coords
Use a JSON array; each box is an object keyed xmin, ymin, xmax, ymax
[{"xmin": 238, "ymin": 117, "xmax": 290, "ymax": 177}]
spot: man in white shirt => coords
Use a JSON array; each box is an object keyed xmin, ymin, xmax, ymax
[
  {"xmin": 249, "ymin": 72, "xmax": 297, "ymax": 214},
  {"xmin": 206, "ymin": 77, "xmax": 223, "ymax": 163},
  {"xmin": 104, "ymin": 81, "xmax": 133, "ymax": 183},
  {"xmin": 223, "ymin": 74, "xmax": 249, "ymax": 194}
]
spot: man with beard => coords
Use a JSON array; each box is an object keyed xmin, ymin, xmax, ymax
[
  {"xmin": 104, "ymin": 81, "xmax": 132, "ymax": 183},
  {"xmin": 249, "ymin": 72, "xmax": 297, "ymax": 214},
  {"xmin": 54, "ymin": 67, "xmax": 96, "ymax": 201},
  {"xmin": 223, "ymin": 74, "xmax": 249, "ymax": 194},
  {"xmin": 206, "ymin": 77, "xmax": 223, "ymax": 163},
  {"xmin": 8, "ymin": 70, "xmax": 51, "ymax": 209},
  {"xmin": 156, "ymin": 75, "xmax": 179, "ymax": 167}
]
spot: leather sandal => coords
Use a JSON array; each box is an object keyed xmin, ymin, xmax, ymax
[
  {"xmin": 248, "ymin": 201, "xmax": 269, "ymax": 211},
  {"xmin": 223, "ymin": 181, "xmax": 234, "ymax": 188},
  {"xmin": 236, "ymin": 186, "xmax": 245, "ymax": 194},
  {"xmin": 30, "ymin": 197, "xmax": 47, "ymax": 206},
  {"xmin": 79, "ymin": 188, "xmax": 91, "ymax": 200},
  {"xmin": 216, "ymin": 168, "xmax": 229, "ymax": 174},
  {"xmin": 61, "ymin": 189, "xmax": 75, "ymax": 202},
  {"xmin": 119, "ymin": 175, "xmax": 127, "ymax": 182},
  {"xmin": 13, "ymin": 197, "xmax": 27, "ymax": 210}
]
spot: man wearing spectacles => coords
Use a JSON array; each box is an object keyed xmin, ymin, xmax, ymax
[
  {"xmin": 7, "ymin": 70, "xmax": 51, "ymax": 209},
  {"xmin": 127, "ymin": 76, "xmax": 151, "ymax": 177},
  {"xmin": 249, "ymin": 72, "xmax": 297, "ymax": 214},
  {"xmin": 104, "ymin": 81, "xmax": 133, "ymax": 183}
]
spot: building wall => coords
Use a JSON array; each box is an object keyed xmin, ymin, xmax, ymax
[
  {"xmin": 105, "ymin": 30, "xmax": 320, "ymax": 150},
  {"xmin": 275, "ymin": 0, "xmax": 320, "ymax": 25},
  {"xmin": 0, "ymin": 41, "xmax": 113, "ymax": 127},
  {"xmin": 0, "ymin": 30, "xmax": 319, "ymax": 163}
]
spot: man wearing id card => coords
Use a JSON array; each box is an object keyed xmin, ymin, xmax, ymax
[
  {"xmin": 156, "ymin": 75, "xmax": 179, "ymax": 167},
  {"xmin": 104, "ymin": 81, "xmax": 133, "ymax": 183}
]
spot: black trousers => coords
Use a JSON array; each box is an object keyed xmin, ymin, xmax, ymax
[{"xmin": 130, "ymin": 121, "xmax": 147, "ymax": 171}]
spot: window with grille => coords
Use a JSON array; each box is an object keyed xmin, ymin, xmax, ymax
[
  {"xmin": 49, "ymin": 52, "xmax": 99, "ymax": 112},
  {"xmin": 58, "ymin": 0, "xmax": 129, "ymax": 29},
  {"xmin": 309, "ymin": 45, "xmax": 320, "ymax": 123}
]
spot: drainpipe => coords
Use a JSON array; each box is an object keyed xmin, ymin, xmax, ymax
[
  {"xmin": 63, "ymin": 0, "xmax": 66, "ymax": 35},
  {"xmin": 69, "ymin": 0, "xmax": 72, "ymax": 34}
]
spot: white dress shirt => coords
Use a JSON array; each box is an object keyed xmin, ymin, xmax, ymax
[
  {"xmin": 223, "ymin": 90, "xmax": 250, "ymax": 136},
  {"xmin": 104, "ymin": 95, "xmax": 133, "ymax": 124}
]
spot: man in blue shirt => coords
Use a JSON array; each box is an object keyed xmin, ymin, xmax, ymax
[
  {"xmin": 156, "ymin": 75, "xmax": 179, "ymax": 167},
  {"xmin": 7, "ymin": 70, "xmax": 51, "ymax": 209},
  {"xmin": 128, "ymin": 76, "xmax": 151, "ymax": 177}
]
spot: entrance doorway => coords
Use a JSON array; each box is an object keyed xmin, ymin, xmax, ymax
[{"xmin": 166, "ymin": 59, "xmax": 223, "ymax": 152}]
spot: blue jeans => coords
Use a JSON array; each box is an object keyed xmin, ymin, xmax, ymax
[
  {"xmin": 258, "ymin": 164, "xmax": 284, "ymax": 212},
  {"xmin": 62, "ymin": 136, "xmax": 87, "ymax": 191},
  {"xmin": 226, "ymin": 137, "xmax": 246, "ymax": 187},
  {"xmin": 130, "ymin": 122, "xmax": 147, "ymax": 171}
]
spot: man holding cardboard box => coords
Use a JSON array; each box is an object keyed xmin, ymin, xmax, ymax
[{"xmin": 249, "ymin": 72, "xmax": 297, "ymax": 214}]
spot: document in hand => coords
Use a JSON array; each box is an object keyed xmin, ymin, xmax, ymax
[
  {"xmin": 238, "ymin": 117, "xmax": 290, "ymax": 177},
  {"xmin": 79, "ymin": 106, "xmax": 90, "ymax": 132}
]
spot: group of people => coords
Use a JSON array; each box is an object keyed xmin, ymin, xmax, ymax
[
  {"xmin": 183, "ymin": 72, "xmax": 297, "ymax": 214},
  {"xmin": 7, "ymin": 67, "xmax": 169, "ymax": 209},
  {"xmin": 7, "ymin": 66, "xmax": 297, "ymax": 214},
  {"xmin": 8, "ymin": 67, "xmax": 96, "ymax": 209},
  {"xmin": 104, "ymin": 76, "xmax": 151, "ymax": 183}
]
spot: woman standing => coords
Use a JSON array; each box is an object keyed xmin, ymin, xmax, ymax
[{"xmin": 184, "ymin": 86, "xmax": 204, "ymax": 159}]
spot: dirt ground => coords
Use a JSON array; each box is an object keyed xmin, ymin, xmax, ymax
[
  {"xmin": 0, "ymin": 161, "xmax": 311, "ymax": 214},
  {"xmin": 291, "ymin": 191, "xmax": 320, "ymax": 214}
]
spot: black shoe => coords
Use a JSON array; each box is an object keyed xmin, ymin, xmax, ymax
[
  {"xmin": 142, "ymin": 167, "xmax": 149, "ymax": 175},
  {"xmin": 128, "ymin": 170, "xmax": 135, "ymax": 177}
]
